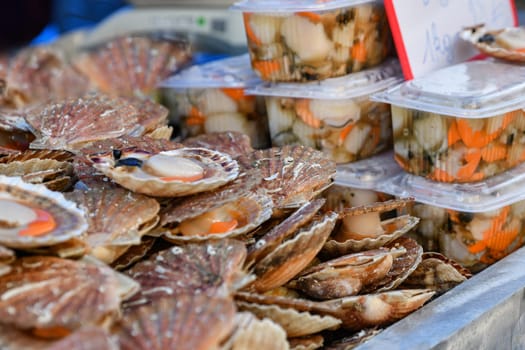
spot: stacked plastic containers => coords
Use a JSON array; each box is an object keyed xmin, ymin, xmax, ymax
[
  {"xmin": 335, "ymin": 59, "xmax": 525, "ymax": 272},
  {"xmin": 230, "ymin": 0, "xmax": 403, "ymax": 163}
]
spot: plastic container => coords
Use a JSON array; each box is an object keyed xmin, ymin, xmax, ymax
[
  {"xmin": 247, "ymin": 59, "xmax": 402, "ymax": 163},
  {"xmin": 372, "ymin": 60, "xmax": 525, "ymax": 183},
  {"xmin": 159, "ymin": 54, "xmax": 269, "ymax": 148},
  {"xmin": 337, "ymin": 151, "xmax": 525, "ymax": 272},
  {"xmin": 230, "ymin": 0, "xmax": 392, "ymax": 82}
]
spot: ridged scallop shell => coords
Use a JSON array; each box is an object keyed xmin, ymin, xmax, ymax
[
  {"xmin": 236, "ymin": 145, "xmax": 336, "ymax": 209},
  {"xmin": 0, "ymin": 159, "xmax": 75, "ymax": 191},
  {"xmin": 111, "ymin": 236, "xmax": 157, "ymax": 271},
  {"xmin": 145, "ymin": 125, "xmax": 173, "ymax": 140},
  {"xmin": 24, "ymin": 237, "xmax": 88, "ymax": 259},
  {"xmin": 124, "ymin": 96, "xmax": 169, "ymax": 135},
  {"xmin": 289, "ymin": 335, "xmax": 323, "ymax": 350},
  {"xmin": 25, "ymin": 93, "xmax": 141, "ymax": 151},
  {"xmin": 362, "ymin": 237, "xmax": 423, "ymax": 293},
  {"xmin": 223, "ymin": 312, "xmax": 289, "ymax": 350},
  {"xmin": 116, "ymin": 295, "xmax": 235, "ymax": 350},
  {"xmin": 0, "ymin": 176, "xmax": 87, "ymax": 248},
  {"xmin": 90, "ymin": 147, "xmax": 239, "ymax": 197},
  {"xmin": 183, "ymin": 131, "xmax": 255, "ymax": 159},
  {"xmin": 65, "ymin": 180, "xmax": 160, "ymax": 248},
  {"xmin": 236, "ymin": 301, "xmax": 341, "ymax": 338},
  {"xmin": 46, "ymin": 327, "xmax": 117, "ymax": 350},
  {"xmin": 0, "ymin": 256, "xmax": 124, "ymax": 331},
  {"xmin": 246, "ymin": 198, "xmax": 325, "ymax": 267},
  {"xmin": 124, "ymin": 239, "xmax": 248, "ymax": 306},
  {"xmin": 460, "ymin": 24, "xmax": 525, "ymax": 63},
  {"xmin": 248, "ymin": 212, "xmax": 337, "ymax": 293},
  {"xmin": 74, "ymin": 35, "xmax": 192, "ymax": 97},
  {"xmin": 0, "ymin": 149, "xmax": 74, "ymax": 163},
  {"xmin": 0, "ymin": 245, "xmax": 14, "ymax": 276}
]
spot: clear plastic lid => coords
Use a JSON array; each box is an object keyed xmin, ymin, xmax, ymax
[
  {"xmin": 336, "ymin": 152, "xmax": 525, "ymax": 212},
  {"xmin": 159, "ymin": 54, "xmax": 261, "ymax": 89},
  {"xmin": 372, "ymin": 60, "xmax": 525, "ymax": 118},
  {"xmin": 246, "ymin": 59, "xmax": 403, "ymax": 100},
  {"xmin": 230, "ymin": 0, "xmax": 379, "ymax": 13}
]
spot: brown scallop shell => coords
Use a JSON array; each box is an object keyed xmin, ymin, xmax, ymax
[
  {"xmin": 460, "ymin": 24, "xmax": 525, "ymax": 63},
  {"xmin": 246, "ymin": 198, "xmax": 325, "ymax": 268},
  {"xmin": 0, "ymin": 244, "xmax": 14, "ymax": 264},
  {"xmin": 0, "ymin": 149, "xmax": 74, "ymax": 163},
  {"xmin": 183, "ymin": 131, "xmax": 254, "ymax": 159},
  {"xmin": 124, "ymin": 239, "xmax": 249, "ymax": 307},
  {"xmin": 25, "ymin": 93, "xmax": 142, "ymax": 151},
  {"xmin": 289, "ymin": 335, "xmax": 324, "ymax": 350},
  {"xmin": 223, "ymin": 312, "xmax": 289, "ymax": 350},
  {"xmin": 90, "ymin": 147, "xmax": 239, "ymax": 197},
  {"xmin": 248, "ymin": 212, "xmax": 338, "ymax": 293},
  {"xmin": 0, "ymin": 159, "xmax": 75, "ymax": 191},
  {"xmin": 0, "ymin": 256, "xmax": 123, "ymax": 331},
  {"xmin": 0, "ymin": 323, "xmax": 53, "ymax": 349},
  {"xmin": 145, "ymin": 125, "xmax": 173, "ymax": 140},
  {"xmin": 236, "ymin": 301, "xmax": 341, "ymax": 338},
  {"xmin": 324, "ymin": 328, "xmax": 382, "ymax": 350},
  {"xmin": 46, "ymin": 327, "xmax": 117, "ymax": 350},
  {"xmin": 24, "ymin": 237, "xmax": 88, "ymax": 259},
  {"xmin": 111, "ymin": 236, "xmax": 157, "ymax": 271},
  {"xmin": 124, "ymin": 97, "xmax": 169, "ymax": 134},
  {"xmin": 236, "ymin": 145, "xmax": 336, "ymax": 209},
  {"xmin": 74, "ymin": 35, "xmax": 192, "ymax": 97},
  {"xmin": 116, "ymin": 295, "xmax": 235, "ymax": 350}
]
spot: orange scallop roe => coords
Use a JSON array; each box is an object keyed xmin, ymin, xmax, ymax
[{"xmin": 19, "ymin": 208, "xmax": 56, "ymax": 237}]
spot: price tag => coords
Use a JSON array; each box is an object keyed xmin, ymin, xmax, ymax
[{"xmin": 385, "ymin": 0, "xmax": 518, "ymax": 80}]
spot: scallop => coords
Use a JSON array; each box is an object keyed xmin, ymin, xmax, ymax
[
  {"xmin": 292, "ymin": 118, "xmax": 318, "ymax": 148},
  {"xmin": 309, "ymin": 99, "xmax": 361, "ymax": 128},
  {"xmin": 200, "ymin": 89, "xmax": 239, "ymax": 115},
  {"xmin": 246, "ymin": 13, "xmax": 283, "ymax": 45},
  {"xmin": 182, "ymin": 131, "xmax": 254, "ymax": 159},
  {"xmin": 343, "ymin": 122, "xmax": 371, "ymax": 154},
  {"xmin": 204, "ymin": 112, "xmax": 251, "ymax": 135},
  {"xmin": 281, "ymin": 15, "xmax": 333, "ymax": 63},
  {"xmin": 332, "ymin": 21, "xmax": 356, "ymax": 47},
  {"xmin": 224, "ymin": 312, "xmax": 289, "ymax": 350},
  {"xmin": 413, "ymin": 112, "xmax": 447, "ymax": 152}
]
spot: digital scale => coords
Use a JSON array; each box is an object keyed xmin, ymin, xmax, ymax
[{"xmin": 82, "ymin": 0, "xmax": 247, "ymax": 55}]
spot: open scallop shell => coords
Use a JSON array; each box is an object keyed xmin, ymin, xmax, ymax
[
  {"xmin": 0, "ymin": 149, "xmax": 74, "ymax": 163},
  {"xmin": 90, "ymin": 147, "xmax": 239, "ymax": 197},
  {"xmin": 124, "ymin": 239, "xmax": 249, "ymax": 307},
  {"xmin": 183, "ymin": 131, "xmax": 255, "ymax": 159},
  {"xmin": 289, "ymin": 335, "xmax": 324, "ymax": 350},
  {"xmin": 236, "ymin": 145, "xmax": 336, "ymax": 209},
  {"xmin": 116, "ymin": 295, "xmax": 235, "ymax": 350},
  {"xmin": 0, "ymin": 256, "xmax": 124, "ymax": 331},
  {"xmin": 460, "ymin": 24, "xmax": 525, "ymax": 63},
  {"xmin": 25, "ymin": 93, "xmax": 141, "ymax": 151},
  {"xmin": 223, "ymin": 312, "xmax": 289, "ymax": 350},
  {"xmin": 74, "ymin": 35, "xmax": 192, "ymax": 97},
  {"xmin": 236, "ymin": 301, "xmax": 341, "ymax": 338},
  {"xmin": 111, "ymin": 236, "xmax": 157, "ymax": 271},
  {"xmin": 248, "ymin": 212, "xmax": 338, "ymax": 293},
  {"xmin": 0, "ymin": 175, "xmax": 87, "ymax": 249}
]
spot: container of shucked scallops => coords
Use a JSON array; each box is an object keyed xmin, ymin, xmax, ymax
[
  {"xmin": 247, "ymin": 59, "xmax": 402, "ymax": 163},
  {"xmin": 159, "ymin": 54, "xmax": 269, "ymax": 148},
  {"xmin": 230, "ymin": 0, "xmax": 393, "ymax": 82},
  {"xmin": 341, "ymin": 152, "xmax": 525, "ymax": 273},
  {"xmin": 372, "ymin": 60, "xmax": 525, "ymax": 183}
]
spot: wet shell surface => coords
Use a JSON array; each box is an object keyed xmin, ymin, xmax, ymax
[
  {"xmin": 236, "ymin": 145, "xmax": 336, "ymax": 209},
  {"xmin": 182, "ymin": 131, "xmax": 255, "ymax": 159},
  {"xmin": 116, "ymin": 295, "xmax": 236, "ymax": 350},
  {"xmin": 236, "ymin": 301, "xmax": 341, "ymax": 338},
  {"xmin": 248, "ymin": 212, "xmax": 338, "ymax": 293},
  {"xmin": 460, "ymin": 24, "xmax": 525, "ymax": 62},
  {"xmin": 224, "ymin": 312, "xmax": 289, "ymax": 350},
  {"xmin": 90, "ymin": 147, "xmax": 239, "ymax": 197},
  {"xmin": 0, "ymin": 159, "xmax": 75, "ymax": 191},
  {"xmin": 0, "ymin": 176, "xmax": 87, "ymax": 248},
  {"xmin": 25, "ymin": 93, "xmax": 142, "ymax": 151},
  {"xmin": 0, "ymin": 256, "xmax": 124, "ymax": 331},
  {"xmin": 74, "ymin": 35, "xmax": 192, "ymax": 97}
]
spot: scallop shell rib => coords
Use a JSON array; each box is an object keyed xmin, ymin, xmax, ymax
[
  {"xmin": 322, "ymin": 215, "xmax": 420, "ymax": 257},
  {"xmin": 24, "ymin": 237, "xmax": 88, "ymax": 259},
  {"xmin": 0, "ymin": 256, "xmax": 123, "ymax": 330},
  {"xmin": 25, "ymin": 93, "xmax": 141, "ymax": 151},
  {"xmin": 324, "ymin": 328, "xmax": 382, "ymax": 350},
  {"xmin": 65, "ymin": 181, "xmax": 160, "ymax": 247},
  {"xmin": 146, "ymin": 125, "xmax": 173, "ymax": 140},
  {"xmin": 74, "ymin": 35, "xmax": 192, "ymax": 97},
  {"xmin": 289, "ymin": 335, "xmax": 324, "ymax": 350},
  {"xmin": 46, "ymin": 327, "xmax": 117, "ymax": 350},
  {"xmin": 91, "ymin": 147, "xmax": 240, "ymax": 197},
  {"xmin": 0, "ymin": 176, "xmax": 88, "ymax": 248},
  {"xmin": 0, "ymin": 159, "xmax": 74, "ymax": 188},
  {"xmin": 111, "ymin": 236, "xmax": 157, "ymax": 271},
  {"xmin": 124, "ymin": 239, "xmax": 248, "ymax": 307},
  {"xmin": 236, "ymin": 145, "xmax": 336, "ymax": 209},
  {"xmin": 236, "ymin": 301, "xmax": 341, "ymax": 338},
  {"xmin": 0, "ymin": 245, "xmax": 14, "ymax": 264},
  {"xmin": 124, "ymin": 97, "xmax": 169, "ymax": 134},
  {"xmin": 223, "ymin": 312, "xmax": 289, "ymax": 350},
  {"xmin": 460, "ymin": 24, "xmax": 525, "ymax": 62},
  {"xmin": 163, "ymin": 193, "xmax": 273, "ymax": 242},
  {"xmin": 183, "ymin": 131, "xmax": 254, "ymax": 159},
  {"xmin": 0, "ymin": 149, "xmax": 74, "ymax": 164},
  {"xmin": 339, "ymin": 197, "xmax": 414, "ymax": 218},
  {"xmin": 116, "ymin": 295, "xmax": 235, "ymax": 350},
  {"xmin": 246, "ymin": 198, "xmax": 325, "ymax": 267},
  {"xmin": 249, "ymin": 212, "xmax": 338, "ymax": 293}
]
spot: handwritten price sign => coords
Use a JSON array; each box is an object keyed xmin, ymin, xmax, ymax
[{"xmin": 385, "ymin": 0, "xmax": 518, "ymax": 79}]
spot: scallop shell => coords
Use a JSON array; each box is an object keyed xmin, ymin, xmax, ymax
[
  {"xmin": 248, "ymin": 212, "xmax": 337, "ymax": 293},
  {"xmin": 46, "ymin": 327, "xmax": 117, "ymax": 350},
  {"xmin": 24, "ymin": 237, "xmax": 88, "ymax": 259},
  {"xmin": 0, "ymin": 244, "xmax": 14, "ymax": 264},
  {"xmin": 0, "ymin": 159, "xmax": 75, "ymax": 191},
  {"xmin": 0, "ymin": 176, "xmax": 87, "ymax": 249},
  {"xmin": 460, "ymin": 24, "xmax": 525, "ymax": 63},
  {"xmin": 324, "ymin": 328, "xmax": 382, "ymax": 350},
  {"xmin": 0, "ymin": 256, "xmax": 124, "ymax": 331},
  {"xmin": 90, "ymin": 147, "xmax": 239, "ymax": 197},
  {"xmin": 246, "ymin": 198, "xmax": 325, "ymax": 267},
  {"xmin": 111, "ymin": 236, "xmax": 157, "ymax": 271},
  {"xmin": 223, "ymin": 312, "xmax": 289, "ymax": 350},
  {"xmin": 124, "ymin": 96, "xmax": 169, "ymax": 135},
  {"xmin": 116, "ymin": 295, "xmax": 235, "ymax": 350},
  {"xmin": 236, "ymin": 301, "xmax": 341, "ymax": 338},
  {"xmin": 0, "ymin": 149, "xmax": 74, "ymax": 163},
  {"xmin": 236, "ymin": 145, "xmax": 336, "ymax": 209},
  {"xmin": 0, "ymin": 323, "xmax": 53, "ymax": 349},
  {"xmin": 183, "ymin": 131, "xmax": 255, "ymax": 159},
  {"xmin": 124, "ymin": 239, "xmax": 248, "ymax": 307},
  {"xmin": 64, "ymin": 180, "xmax": 160, "ymax": 248},
  {"xmin": 289, "ymin": 335, "xmax": 324, "ymax": 350},
  {"xmin": 74, "ymin": 35, "xmax": 192, "ymax": 97},
  {"xmin": 145, "ymin": 125, "xmax": 173, "ymax": 140},
  {"xmin": 25, "ymin": 93, "xmax": 142, "ymax": 151}
]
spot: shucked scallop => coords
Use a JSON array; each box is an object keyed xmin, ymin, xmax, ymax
[{"xmin": 89, "ymin": 147, "xmax": 239, "ymax": 197}]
